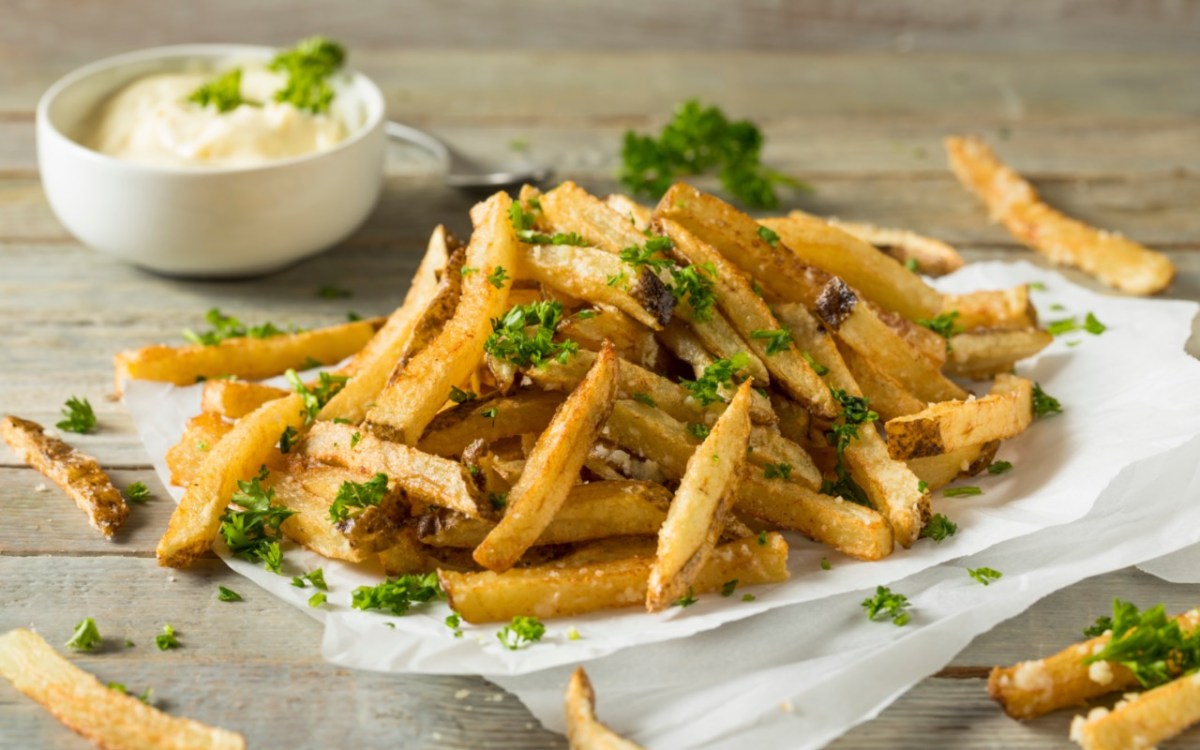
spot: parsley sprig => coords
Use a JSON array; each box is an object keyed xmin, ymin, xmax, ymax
[
  {"xmin": 218, "ymin": 468, "xmax": 294, "ymax": 574},
  {"xmin": 155, "ymin": 624, "xmax": 179, "ymax": 651},
  {"xmin": 66, "ymin": 618, "xmax": 102, "ymax": 651},
  {"xmin": 328, "ymin": 473, "xmax": 389, "ymax": 523},
  {"xmin": 351, "ymin": 573, "xmax": 443, "ymax": 616},
  {"xmin": 497, "ymin": 616, "xmax": 546, "ymax": 650},
  {"xmin": 862, "ymin": 585, "xmax": 911, "ymax": 626},
  {"xmin": 484, "ymin": 301, "xmax": 579, "ymax": 368},
  {"xmin": 1083, "ymin": 599, "xmax": 1200, "ymax": 687},
  {"xmin": 619, "ymin": 236, "xmax": 718, "ymax": 321},
  {"xmin": 188, "ymin": 68, "xmax": 249, "ymax": 112},
  {"xmin": 1032, "ymin": 383, "xmax": 1062, "ymax": 419},
  {"xmin": 286, "ymin": 369, "xmax": 348, "ymax": 422},
  {"xmin": 679, "ymin": 353, "xmax": 751, "ymax": 406},
  {"xmin": 183, "ymin": 308, "xmax": 292, "ymax": 346},
  {"xmin": 57, "ymin": 396, "xmax": 97, "ymax": 434},
  {"xmin": 269, "ymin": 36, "xmax": 345, "ymax": 114},
  {"xmin": 920, "ymin": 513, "xmax": 958, "ymax": 542},
  {"xmin": 820, "ymin": 389, "xmax": 877, "ymax": 506},
  {"xmin": 917, "ymin": 311, "xmax": 962, "ymax": 352}
]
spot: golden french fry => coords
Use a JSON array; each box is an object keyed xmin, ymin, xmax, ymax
[
  {"xmin": 604, "ymin": 194, "xmax": 654, "ymax": 233},
  {"xmin": 943, "ymin": 286, "xmax": 1038, "ymax": 331},
  {"xmin": 157, "ymin": 394, "xmax": 306, "ymax": 568},
  {"xmin": 837, "ymin": 343, "xmax": 926, "ymax": 421},
  {"xmin": 474, "ymin": 343, "xmax": 619, "ymax": 571},
  {"xmin": 878, "ymin": 307, "xmax": 948, "ymax": 368},
  {"xmin": 440, "ymin": 533, "xmax": 789, "ymax": 623},
  {"xmin": 0, "ymin": 628, "xmax": 246, "ymax": 750},
  {"xmin": 907, "ymin": 441, "xmax": 999, "ymax": 492},
  {"xmin": 540, "ymin": 181, "xmax": 648, "ymax": 255},
  {"xmin": 944, "ymin": 328, "xmax": 1053, "ymax": 380},
  {"xmin": 166, "ymin": 412, "xmax": 235, "ymax": 487},
  {"xmin": 113, "ymin": 318, "xmax": 381, "ymax": 394},
  {"xmin": 365, "ymin": 192, "xmax": 518, "ymax": 444},
  {"xmin": 565, "ymin": 667, "xmax": 646, "ymax": 750},
  {"xmin": 647, "ymin": 382, "xmax": 753, "ymax": 611},
  {"xmin": 1070, "ymin": 671, "xmax": 1200, "ymax": 750},
  {"xmin": 825, "ymin": 218, "xmax": 965, "ymax": 277},
  {"xmin": 200, "ymin": 380, "xmax": 287, "ymax": 419},
  {"xmin": 418, "ymin": 391, "xmax": 565, "ymax": 458},
  {"xmin": 886, "ymin": 374, "xmax": 1033, "ymax": 460},
  {"xmin": 1, "ymin": 416, "xmax": 128, "ymax": 539},
  {"xmin": 762, "ymin": 212, "xmax": 943, "ymax": 322},
  {"xmin": 560, "ymin": 306, "xmax": 665, "ymax": 370},
  {"xmin": 946, "ymin": 135, "xmax": 1174, "ymax": 295},
  {"xmin": 661, "ymin": 218, "xmax": 836, "ymax": 419}
]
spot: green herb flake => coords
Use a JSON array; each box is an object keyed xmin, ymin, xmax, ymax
[
  {"xmin": 619, "ymin": 236, "xmax": 675, "ymax": 272},
  {"xmin": 155, "ymin": 624, "xmax": 179, "ymax": 651},
  {"xmin": 350, "ymin": 431, "xmax": 361, "ymax": 448},
  {"xmin": 673, "ymin": 587, "xmax": 699, "ymax": 608},
  {"xmin": 801, "ymin": 351, "xmax": 829, "ymax": 376},
  {"xmin": 286, "ymin": 369, "xmax": 348, "ymax": 423},
  {"xmin": 968, "ymin": 567, "xmax": 1003, "ymax": 586},
  {"xmin": 449, "ymin": 386, "xmax": 478, "ymax": 404},
  {"xmin": 820, "ymin": 557, "xmax": 832, "ymax": 571},
  {"xmin": 352, "ymin": 573, "xmax": 443, "ymax": 616},
  {"xmin": 308, "ymin": 592, "xmax": 327, "ymax": 608},
  {"xmin": 756, "ymin": 225, "xmax": 780, "ymax": 247},
  {"xmin": 445, "ymin": 612, "xmax": 463, "ymax": 638},
  {"xmin": 820, "ymin": 389, "xmax": 878, "ymax": 507},
  {"xmin": 920, "ymin": 513, "xmax": 958, "ymax": 542},
  {"xmin": 329, "ymin": 473, "xmax": 389, "ymax": 523},
  {"xmin": 188, "ymin": 68, "xmax": 248, "ymax": 112},
  {"xmin": 318, "ymin": 284, "xmax": 351, "ymax": 299},
  {"xmin": 686, "ymin": 422, "xmax": 711, "ymax": 440},
  {"xmin": 750, "ymin": 328, "xmax": 792, "ymax": 356},
  {"xmin": 269, "ymin": 36, "xmax": 345, "ymax": 114},
  {"xmin": 763, "ymin": 462, "xmax": 792, "ymax": 481},
  {"xmin": 905, "ymin": 258, "xmax": 919, "ymax": 273},
  {"xmin": 1032, "ymin": 383, "xmax": 1063, "ymax": 419},
  {"xmin": 1084, "ymin": 312, "xmax": 1107, "ymax": 335},
  {"xmin": 720, "ymin": 579, "xmax": 739, "ymax": 597},
  {"xmin": 487, "ymin": 266, "xmax": 510, "ymax": 289},
  {"xmin": 489, "ymin": 492, "xmax": 508, "ymax": 511},
  {"xmin": 497, "ymin": 615, "xmax": 546, "ymax": 650},
  {"xmin": 943, "ymin": 486, "xmax": 983, "ymax": 498},
  {"xmin": 632, "ymin": 392, "xmax": 657, "ymax": 408},
  {"xmin": 480, "ymin": 407, "xmax": 499, "ymax": 423},
  {"xmin": 575, "ymin": 309, "xmax": 598, "ymax": 320},
  {"xmin": 862, "ymin": 585, "xmax": 911, "ymax": 627},
  {"xmin": 217, "ymin": 586, "xmax": 243, "ymax": 602},
  {"xmin": 183, "ymin": 308, "xmax": 291, "ymax": 347},
  {"xmin": 757, "ymin": 530, "xmax": 768, "ymax": 546},
  {"xmin": 484, "ymin": 300, "xmax": 579, "ymax": 368},
  {"xmin": 917, "ymin": 480, "xmax": 929, "ymax": 494},
  {"xmin": 916, "ymin": 311, "xmax": 962, "ymax": 351},
  {"xmin": 218, "ymin": 469, "xmax": 294, "ymax": 574},
  {"xmin": 124, "ymin": 481, "xmax": 151, "ymax": 504},
  {"xmin": 279, "ymin": 425, "xmax": 299, "ymax": 455},
  {"xmin": 742, "ymin": 593, "xmax": 756, "ymax": 602},
  {"xmin": 987, "ymin": 460, "xmax": 1013, "ymax": 475},
  {"xmin": 567, "ymin": 626, "xmax": 581, "ymax": 641},
  {"xmin": 680, "ymin": 352, "xmax": 750, "ymax": 406},
  {"xmin": 65, "ymin": 618, "xmax": 102, "ymax": 651},
  {"xmin": 346, "ymin": 311, "xmax": 362, "ymax": 322},
  {"xmin": 57, "ymin": 396, "xmax": 97, "ymax": 434}
]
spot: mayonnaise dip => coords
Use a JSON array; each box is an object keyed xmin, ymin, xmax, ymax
[{"xmin": 85, "ymin": 64, "xmax": 346, "ymax": 168}]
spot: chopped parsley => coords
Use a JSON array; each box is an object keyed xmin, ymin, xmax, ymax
[
  {"xmin": 497, "ymin": 616, "xmax": 546, "ymax": 650},
  {"xmin": 487, "ymin": 266, "xmax": 510, "ymax": 289},
  {"xmin": 445, "ymin": 613, "xmax": 463, "ymax": 638},
  {"xmin": 943, "ymin": 486, "xmax": 983, "ymax": 498},
  {"xmin": 124, "ymin": 481, "xmax": 151, "ymax": 504},
  {"xmin": 308, "ymin": 592, "xmax": 327, "ymax": 608},
  {"xmin": 987, "ymin": 460, "xmax": 1013, "ymax": 475},
  {"xmin": 632, "ymin": 392, "xmax": 657, "ymax": 408},
  {"xmin": 920, "ymin": 513, "xmax": 958, "ymax": 542},
  {"xmin": 672, "ymin": 587, "xmax": 699, "ymax": 608},
  {"xmin": 346, "ymin": 311, "xmax": 362, "ymax": 322},
  {"xmin": 217, "ymin": 586, "xmax": 243, "ymax": 602},
  {"xmin": 1032, "ymin": 383, "xmax": 1063, "ymax": 419},
  {"xmin": 763, "ymin": 462, "xmax": 792, "ymax": 480},
  {"xmin": 686, "ymin": 422, "xmax": 711, "ymax": 440},
  {"xmin": 679, "ymin": 352, "xmax": 750, "ymax": 406},
  {"xmin": 449, "ymin": 386, "xmax": 478, "ymax": 404},
  {"xmin": 219, "ymin": 469, "xmax": 294, "ymax": 574},
  {"xmin": 801, "ymin": 351, "xmax": 828, "ymax": 376},
  {"xmin": 742, "ymin": 593, "xmax": 756, "ymax": 602},
  {"xmin": 1047, "ymin": 312, "xmax": 1107, "ymax": 337},
  {"xmin": 488, "ymin": 492, "xmax": 508, "ymax": 511},
  {"xmin": 278, "ymin": 425, "xmax": 299, "ymax": 454},
  {"xmin": 351, "ymin": 573, "xmax": 443, "ymax": 616},
  {"xmin": 567, "ymin": 626, "xmax": 581, "ymax": 641},
  {"xmin": 520, "ymin": 230, "xmax": 588, "ymax": 246},
  {"xmin": 619, "ymin": 99, "xmax": 805, "ymax": 209},
  {"xmin": 756, "ymin": 225, "xmax": 780, "ymax": 247},
  {"xmin": 750, "ymin": 328, "xmax": 793, "ymax": 355},
  {"xmin": 508, "ymin": 201, "xmax": 537, "ymax": 231},
  {"xmin": 668, "ymin": 262, "xmax": 718, "ymax": 322},
  {"xmin": 905, "ymin": 258, "xmax": 919, "ymax": 273},
  {"xmin": 286, "ymin": 369, "xmax": 348, "ymax": 423},
  {"xmin": 329, "ymin": 473, "xmax": 389, "ymax": 523},
  {"xmin": 917, "ymin": 480, "xmax": 929, "ymax": 493},
  {"xmin": 318, "ymin": 284, "xmax": 351, "ymax": 299},
  {"xmin": 187, "ymin": 68, "xmax": 248, "ymax": 112},
  {"xmin": 461, "ymin": 266, "xmax": 477, "ymax": 277},
  {"xmin": 480, "ymin": 406, "xmax": 499, "ymax": 423},
  {"xmin": 57, "ymin": 396, "xmax": 97, "ymax": 434},
  {"xmin": 820, "ymin": 389, "xmax": 877, "ymax": 507},
  {"xmin": 1084, "ymin": 615, "xmax": 1114, "ymax": 639},
  {"xmin": 575, "ymin": 309, "xmax": 598, "ymax": 320},
  {"xmin": 916, "ymin": 311, "xmax": 962, "ymax": 351},
  {"xmin": 720, "ymin": 579, "xmax": 739, "ymax": 597},
  {"xmin": 484, "ymin": 301, "xmax": 578, "ymax": 368},
  {"xmin": 155, "ymin": 624, "xmax": 179, "ymax": 651},
  {"xmin": 1029, "ymin": 281, "xmax": 1047, "ymax": 291},
  {"xmin": 183, "ymin": 308, "xmax": 290, "ymax": 346},
  {"xmin": 1083, "ymin": 599, "xmax": 1200, "ymax": 688},
  {"xmin": 968, "ymin": 567, "xmax": 1003, "ymax": 586},
  {"xmin": 350, "ymin": 431, "xmax": 362, "ymax": 448},
  {"xmin": 820, "ymin": 557, "xmax": 832, "ymax": 571},
  {"xmin": 65, "ymin": 618, "xmax": 101, "ymax": 651},
  {"xmin": 619, "ymin": 236, "xmax": 676, "ymax": 272},
  {"xmin": 269, "ymin": 36, "xmax": 345, "ymax": 114},
  {"xmin": 757, "ymin": 530, "xmax": 768, "ymax": 546},
  {"xmin": 862, "ymin": 585, "xmax": 911, "ymax": 626},
  {"xmin": 291, "ymin": 568, "xmax": 328, "ymax": 591}
]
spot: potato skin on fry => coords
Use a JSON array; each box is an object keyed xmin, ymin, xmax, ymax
[{"xmin": 885, "ymin": 374, "xmax": 1032, "ymax": 460}]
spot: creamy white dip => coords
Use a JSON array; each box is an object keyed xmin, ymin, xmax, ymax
[{"xmin": 85, "ymin": 64, "xmax": 346, "ymax": 168}]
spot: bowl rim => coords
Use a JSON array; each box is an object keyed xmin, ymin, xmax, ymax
[{"xmin": 36, "ymin": 43, "xmax": 386, "ymax": 176}]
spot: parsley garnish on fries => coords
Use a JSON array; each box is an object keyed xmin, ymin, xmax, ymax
[
  {"xmin": 1083, "ymin": 599, "xmax": 1200, "ymax": 687},
  {"xmin": 680, "ymin": 353, "xmax": 750, "ymax": 406},
  {"xmin": 328, "ymin": 473, "xmax": 389, "ymax": 523},
  {"xmin": 485, "ymin": 300, "xmax": 579, "ymax": 368},
  {"xmin": 218, "ymin": 468, "xmax": 294, "ymax": 574},
  {"xmin": 352, "ymin": 573, "xmax": 443, "ymax": 616},
  {"xmin": 920, "ymin": 513, "xmax": 958, "ymax": 542},
  {"xmin": 183, "ymin": 308, "xmax": 293, "ymax": 347}
]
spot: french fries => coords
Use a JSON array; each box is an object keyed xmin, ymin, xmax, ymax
[
  {"xmin": 944, "ymin": 286, "xmax": 1038, "ymax": 331},
  {"xmin": 946, "ymin": 135, "xmax": 1175, "ymax": 295},
  {"xmin": 418, "ymin": 391, "xmax": 565, "ymax": 457},
  {"xmin": 944, "ymin": 329, "xmax": 1053, "ymax": 380},
  {"xmin": 166, "ymin": 413, "xmax": 235, "ymax": 487},
  {"xmin": 201, "ymin": 380, "xmax": 287, "ymax": 419},
  {"xmin": 0, "ymin": 628, "xmax": 246, "ymax": 749},
  {"xmin": 825, "ymin": 217, "xmax": 966, "ymax": 277},
  {"xmin": 565, "ymin": 667, "xmax": 645, "ymax": 750},
  {"xmin": 885, "ymin": 374, "xmax": 1033, "ymax": 460},
  {"xmin": 1, "ymin": 415, "xmax": 128, "ymax": 538},
  {"xmin": 907, "ymin": 441, "xmax": 999, "ymax": 491},
  {"xmin": 1070, "ymin": 672, "xmax": 1200, "ymax": 750}
]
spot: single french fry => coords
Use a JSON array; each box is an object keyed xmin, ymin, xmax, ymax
[
  {"xmin": 661, "ymin": 218, "xmax": 836, "ymax": 419},
  {"xmin": 474, "ymin": 343, "xmax": 619, "ymax": 572},
  {"xmin": 886, "ymin": 374, "xmax": 1033, "ymax": 460},
  {"xmin": 565, "ymin": 667, "xmax": 646, "ymax": 750},
  {"xmin": 837, "ymin": 343, "xmax": 926, "ymax": 421},
  {"xmin": 735, "ymin": 476, "xmax": 894, "ymax": 561},
  {"xmin": 604, "ymin": 194, "xmax": 654, "ymax": 233},
  {"xmin": 647, "ymin": 382, "xmax": 753, "ymax": 611},
  {"xmin": 878, "ymin": 306, "xmax": 948, "ymax": 368},
  {"xmin": 365, "ymin": 192, "xmax": 518, "ymax": 444},
  {"xmin": 540, "ymin": 181, "xmax": 649, "ymax": 255},
  {"xmin": 166, "ymin": 413, "xmax": 235, "ymax": 487},
  {"xmin": 988, "ymin": 608, "xmax": 1200, "ymax": 720},
  {"xmin": 418, "ymin": 391, "xmax": 565, "ymax": 457},
  {"xmin": 201, "ymin": 380, "xmax": 287, "ymax": 419},
  {"xmin": 946, "ymin": 135, "xmax": 1174, "ymax": 295},
  {"xmin": 815, "ymin": 277, "xmax": 968, "ymax": 404},
  {"xmin": 157, "ymin": 394, "xmax": 306, "ymax": 568},
  {"xmin": 440, "ymin": 533, "xmax": 789, "ymax": 623},
  {"xmin": 1, "ymin": 416, "xmax": 128, "ymax": 539},
  {"xmin": 943, "ymin": 286, "xmax": 1038, "ymax": 331},
  {"xmin": 824, "ymin": 217, "xmax": 965, "ymax": 277},
  {"xmin": 944, "ymin": 328, "xmax": 1053, "ymax": 380},
  {"xmin": 907, "ymin": 441, "xmax": 1000, "ymax": 492},
  {"xmin": 300, "ymin": 421, "xmax": 484, "ymax": 518},
  {"xmin": 1070, "ymin": 671, "xmax": 1200, "ymax": 750},
  {"xmin": 418, "ymin": 480, "xmax": 670, "ymax": 548},
  {"xmin": 761, "ymin": 213, "xmax": 943, "ymax": 321},
  {"xmin": 0, "ymin": 628, "xmax": 246, "ymax": 750},
  {"xmin": 560, "ymin": 306, "xmax": 665, "ymax": 370},
  {"xmin": 113, "ymin": 318, "xmax": 381, "ymax": 394}
]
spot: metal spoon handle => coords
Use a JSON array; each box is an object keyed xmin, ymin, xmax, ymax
[{"xmin": 385, "ymin": 120, "xmax": 552, "ymax": 189}]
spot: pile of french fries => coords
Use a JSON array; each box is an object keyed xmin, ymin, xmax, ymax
[{"xmin": 119, "ymin": 176, "xmax": 1059, "ymax": 624}]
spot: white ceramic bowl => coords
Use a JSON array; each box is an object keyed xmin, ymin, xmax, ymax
[{"xmin": 37, "ymin": 44, "xmax": 386, "ymax": 277}]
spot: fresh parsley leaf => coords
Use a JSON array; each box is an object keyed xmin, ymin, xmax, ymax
[
  {"xmin": 286, "ymin": 369, "xmax": 348, "ymax": 423},
  {"xmin": 66, "ymin": 618, "xmax": 101, "ymax": 651},
  {"xmin": 920, "ymin": 513, "xmax": 958, "ymax": 542},
  {"xmin": 916, "ymin": 311, "xmax": 962, "ymax": 351},
  {"xmin": 820, "ymin": 557, "xmax": 832, "ymax": 571},
  {"xmin": 1047, "ymin": 317, "xmax": 1079, "ymax": 336},
  {"xmin": 679, "ymin": 352, "xmax": 750, "ymax": 406},
  {"xmin": 1029, "ymin": 281, "xmax": 1047, "ymax": 291},
  {"xmin": 1083, "ymin": 599, "xmax": 1200, "ymax": 688},
  {"xmin": 487, "ymin": 266, "xmax": 510, "ymax": 289},
  {"xmin": 329, "ymin": 473, "xmax": 389, "ymax": 523},
  {"xmin": 1047, "ymin": 312, "xmax": 1107, "ymax": 337},
  {"xmin": 308, "ymin": 592, "xmax": 327, "ymax": 608},
  {"xmin": 279, "ymin": 425, "xmax": 299, "ymax": 454},
  {"xmin": 480, "ymin": 406, "xmax": 498, "ymax": 423},
  {"xmin": 291, "ymin": 568, "xmax": 328, "ymax": 591},
  {"xmin": 943, "ymin": 486, "xmax": 983, "ymax": 498},
  {"xmin": 219, "ymin": 470, "xmax": 294, "ymax": 574},
  {"xmin": 445, "ymin": 612, "xmax": 463, "ymax": 637},
  {"xmin": 509, "ymin": 201, "xmax": 537, "ymax": 231},
  {"xmin": 318, "ymin": 284, "xmax": 351, "ymax": 299},
  {"xmin": 917, "ymin": 480, "xmax": 929, "ymax": 493},
  {"xmin": 488, "ymin": 492, "xmax": 508, "ymax": 511},
  {"xmin": 619, "ymin": 236, "xmax": 676, "ymax": 272},
  {"xmin": 57, "ymin": 396, "xmax": 97, "ymax": 434},
  {"xmin": 968, "ymin": 567, "xmax": 1003, "ymax": 586},
  {"xmin": 124, "ymin": 481, "xmax": 151, "ymax": 504},
  {"xmin": 987, "ymin": 460, "xmax": 1013, "ymax": 475},
  {"xmin": 720, "ymin": 579, "xmax": 739, "ymax": 597},
  {"xmin": 1084, "ymin": 312, "xmax": 1107, "ymax": 335},
  {"xmin": 497, "ymin": 616, "xmax": 546, "ymax": 650},
  {"xmin": 750, "ymin": 328, "xmax": 792, "ymax": 355},
  {"xmin": 672, "ymin": 587, "xmax": 698, "ymax": 608},
  {"xmin": 757, "ymin": 530, "xmax": 768, "ymax": 546},
  {"xmin": 183, "ymin": 308, "xmax": 291, "ymax": 346},
  {"xmin": 519, "ymin": 229, "xmax": 588, "ymax": 246},
  {"xmin": 460, "ymin": 266, "xmax": 477, "ymax": 277},
  {"xmin": 756, "ymin": 225, "xmax": 780, "ymax": 247},
  {"xmin": 820, "ymin": 389, "xmax": 878, "ymax": 507},
  {"xmin": 763, "ymin": 462, "xmax": 792, "ymax": 480},
  {"xmin": 801, "ymin": 351, "xmax": 828, "ymax": 376},
  {"xmin": 632, "ymin": 392, "xmax": 657, "ymax": 408},
  {"xmin": 905, "ymin": 258, "xmax": 919, "ymax": 273},
  {"xmin": 449, "ymin": 386, "xmax": 477, "ymax": 404},
  {"xmin": 346, "ymin": 311, "xmax": 362, "ymax": 322},
  {"xmin": 686, "ymin": 422, "xmax": 711, "ymax": 440},
  {"xmin": 351, "ymin": 573, "xmax": 443, "ymax": 616},
  {"xmin": 575, "ymin": 309, "xmax": 598, "ymax": 320},
  {"xmin": 155, "ymin": 624, "xmax": 179, "ymax": 651},
  {"xmin": 269, "ymin": 36, "xmax": 345, "ymax": 114},
  {"xmin": 188, "ymin": 68, "xmax": 249, "ymax": 112},
  {"xmin": 350, "ymin": 431, "xmax": 362, "ymax": 448},
  {"xmin": 217, "ymin": 586, "xmax": 243, "ymax": 602},
  {"xmin": 1032, "ymin": 383, "xmax": 1062, "ymax": 419},
  {"xmin": 668, "ymin": 262, "xmax": 718, "ymax": 321},
  {"xmin": 1083, "ymin": 615, "xmax": 1113, "ymax": 639},
  {"xmin": 484, "ymin": 301, "xmax": 578, "ymax": 368},
  {"xmin": 862, "ymin": 585, "xmax": 911, "ymax": 626}
]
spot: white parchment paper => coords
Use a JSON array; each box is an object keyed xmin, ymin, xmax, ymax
[{"xmin": 125, "ymin": 261, "xmax": 1200, "ymax": 745}]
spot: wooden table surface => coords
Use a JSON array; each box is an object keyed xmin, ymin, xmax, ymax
[{"xmin": 3, "ymin": 3, "xmax": 1200, "ymax": 748}]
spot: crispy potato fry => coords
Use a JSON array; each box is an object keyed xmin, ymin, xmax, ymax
[
  {"xmin": 157, "ymin": 394, "xmax": 307, "ymax": 568},
  {"xmin": 762, "ymin": 212, "xmax": 943, "ymax": 321},
  {"xmin": 944, "ymin": 328, "xmax": 1053, "ymax": 380},
  {"xmin": 769, "ymin": 392, "xmax": 812, "ymax": 446},
  {"xmin": 515, "ymin": 244, "xmax": 672, "ymax": 330},
  {"xmin": 647, "ymin": 382, "xmax": 753, "ymax": 611},
  {"xmin": 113, "ymin": 318, "xmax": 381, "ymax": 395},
  {"xmin": 944, "ymin": 286, "xmax": 1038, "ymax": 331},
  {"xmin": 815, "ymin": 277, "xmax": 968, "ymax": 403},
  {"xmin": 824, "ymin": 217, "xmax": 966, "ymax": 277},
  {"xmin": 946, "ymin": 135, "xmax": 1175, "ymax": 295},
  {"xmin": 661, "ymin": 218, "xmax": 836, "ymax": 419},
  {"xmin": 604, "ymin": 194, "xmax": 654, "ymax": 234},
  {"xmin": 878, "ymin": 307, "xmax": 948, "ymax": 368},
  {"xmin": 418, "ymin": 391, "xmax": 565, "ymax": 457},
  {"xmin": 1, "ymin": 415, "xmax": 128, "ymax": 538},
  {"xmin": 365, "ymin": 192, "xmax": 518, "ymax": 444},
  {"xmin": 441, "ymin": 533, "xmax": 789, "ymax": 623},
  {"xmin": 1070, "ymin": 671, "xmax": 1200, "ymax": 750},
  {"xmin": 735, "ymin": 476, "xmax": 894, "ymax": 561},
  {"xmin": 988, "ymin": 608, "xmax": 1200, "ymax": 720},
  {"xmin": 200, "ymin": 380, "xmax": 287, "ymax": 419},
  {"xmin": 540, "ymin": 181, "xmax": 649, "ymax": 255},
  {"xmin": 565, "ymin": 667, "xmax": 645, "ymax": 750},
  {"xmin": 886, "ymin": 374, "xmax": 1033, "ymax": 460},
  {"xmin": 560, "ymin": 306, "xmax": 665, "ymax": 370},
  {"xmin": 474, "ymin": 343, "xmax": 619, "ymax": 571},
  {"xmin": 907, "ymin": 441, "xmax": 999, "ymax": 492},
  {"xmin": 654, "ymin": 319, "xmax": 773, "ymax": 411},
  {"xmin": 166, "ymin": 413, "xmax": 235, "ymax": 487},
  {"xmin": 0, "ymin": 628, "xmax": 246, "ymax": 750},
  {"xmin": 301, "ymin": 421, "xmax": 484, "ymax": 518},
  {"xmin": 418, "ymin": 480, "xmax": 670, "ymax": 548},
  {"xmin": 837, "ymin": 343, "xmax": 926, "ymax": 421}
]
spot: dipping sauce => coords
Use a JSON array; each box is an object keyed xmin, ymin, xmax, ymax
[{"xmin": 85, "ymin": 64, "xmax": 346, "ymax": 168}]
